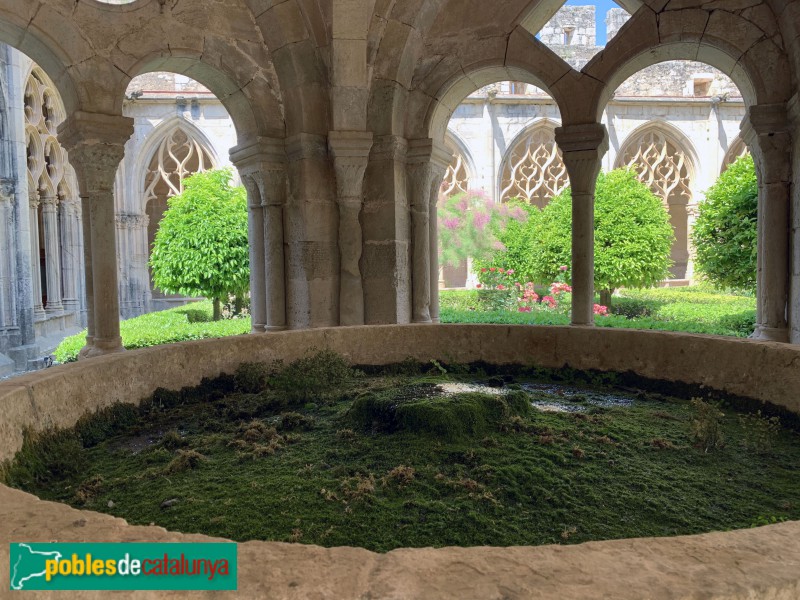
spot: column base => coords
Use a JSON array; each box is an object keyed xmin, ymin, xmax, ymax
[
  {"xmin": 265, "ymin": 325, "xmax": 288, "ymax": 333},
  {"xmin": 251, "ymin": 323, "xmax": 267, "ymax": 334},
  {"xmin": 412, "ymin": 317, "xmax": 433, "ymax": 324},
  {"xmin": 46, "ymin": 303, "xmax": 64, "ymax": 315},
  {"xmin": 84, "ymin": 337, "xmax": 125, "ymax": 358},
  {"xmin": 570, "ymin": 321, "xmax": 595, "ymax": 328},
  {"xmin": 751, "ymin": 325, "xmax": 790, "ymax": 343}
]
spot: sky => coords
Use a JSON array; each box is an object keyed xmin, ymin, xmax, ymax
[{"xmin": 565, "ymin": 0, "xmax": 620, "ymax": 46}]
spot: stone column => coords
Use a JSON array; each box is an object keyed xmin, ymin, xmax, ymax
[
  {"xmin": 27, "ymin": 190, "xmax": 45, "ymax": 319},
  {"xmin": 742, "ymin": 104, "xmax": 791, "ymax": 343},
  {"xmin": 362, "ymin": 135, "xmax": 410, "ymax": 324},
  {"xmin": 60, "ymin": 112, "xmax": 134, "ymax": 357},
  {"xmin": 285, "ymin": 133, "xmax": 338, "ymax": 329},
  {"xmin": 231, "ymin": 137, "xmax": 288, "ymax": 332},
  {"xmin": 0, "ymin": 186, "xmax": 10, "ymax": 327},
  {"xmin": 329, "ymin": 131, "xmax": 373, "ymax": 326},
  {"xmin": 60, "ymin": 198, "xmax": 80, "ymax": 314},
  {"xmin": 40, "ymin": 192, "xmax": 63, "ymax": 313},
  {"xmin": 428, "ymin": 150, "xmax": 451, "ymax": 324},
  {"xmin": 407, "ymin": 140, "xmax": 451, "ymax": 325},
  {"xmin": 555, "ymin": 123, "xmax": 609, "ymax": 326}
]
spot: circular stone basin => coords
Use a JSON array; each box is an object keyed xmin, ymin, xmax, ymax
[{"xmin": 1, "ymin": 325, "xmax": 799, "ymax": 598}]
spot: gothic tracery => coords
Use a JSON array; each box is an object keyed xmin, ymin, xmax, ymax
[
  {"xmin": 499, "ymin": 124, "xmax": 568, "ymax": 208},
  {"xmin": 441, "ymin": 141, "xmax": 471, "ymax": 198}
]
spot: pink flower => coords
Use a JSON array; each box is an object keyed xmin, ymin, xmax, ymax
[
  {"xmin": 593, "ymin": 304, "xmax": 609, "ymax": 316},
  {"xmin": 498, "ymin": 268, "xmax": 505, "ymax": 273},
  {"xmin": 507, "ymin": 269, "xmax": 515, "ymax": 275},
  {"xmin": 473, "ymin": 212, "xmax": 490, "ymax": 231},
  {"xmin": 481, "ymin": 268, "xmax": 488, "ymax": 273},
  {"xmin": 518, "ymin": 306, "xmax": 532, "ymax": 313},
  {"xmin": 492, "ymin": 241, "xmax": 506, "ymax": 251},
  {"xmin": 490, "ymin": 267, "xmax": 497, "ymax": 272},
  {"xmin": 476, "ymin": 284, "xmax": 483, "ymax": 289},
  {"xmin": 497, "ymin": 284, "xmax": 506, "ymax": 290},
  {"xmin": 443, "ymin": 217, "xmax": 460, "ymax": 231},
  {"xmin": 559, "ymin": 265, "xmax": 569, "ymax": 272},
  {"xmin": 543, "ymin": 295, "xmax": 557, "ymax": 309}
]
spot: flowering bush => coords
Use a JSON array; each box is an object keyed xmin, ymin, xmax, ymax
[
  {"xmin": 438, "ymin": 191, "xmax": 527, "ymax": 268},
  {"xmin": 476, "ymin": 267, "xmax": 518, "ymax": 311}
]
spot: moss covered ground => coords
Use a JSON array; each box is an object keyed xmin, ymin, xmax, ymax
[{"xmin": 4, "ymin": 352, "xmax": 799, "ymax": 552}]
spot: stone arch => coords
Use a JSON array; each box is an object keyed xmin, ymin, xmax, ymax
[
  {"xmin": 721, "ymin": 137, "xmax": 750, "ymax": 174},
  {"xmin": 584, "ymin": 8, "xmax": 790, "ymax": 121},
  {"xmin": 615, "ymin": 121, "xmax": 697, "ymax": 280},
  {"xmin": 499, "ymin": 119, "xmax": 568, "ymax": 209},
  {"xmin": 118, "ymin": 54, "xmax": 284, "ymax": 141},
  {"xmin": 441, "ymin": 131, "xmax": 474, "ymax": 198}
]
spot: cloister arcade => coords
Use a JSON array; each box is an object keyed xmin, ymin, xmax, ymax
[{"xmin": 0, "ymin": 0, "xmax": 796, "ymax": 363}]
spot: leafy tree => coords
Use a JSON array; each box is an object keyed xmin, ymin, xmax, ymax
[
  {"xmin": 474, "ymin": 202, "xmax": 542, "ymax": 283},
  {"xmin": 150, "ymin": 168, "xmax": 249, "ymax": 321},
  {"xmin": 526, "ymin": 168, "xmax": 674, "ymax": 307},
  {"xmin": 692, "ymin": 155, "xmax": 757, "ymax": 292}
]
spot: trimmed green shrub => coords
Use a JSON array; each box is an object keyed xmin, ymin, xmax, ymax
[{"xmin": 693, "ymin": 155, "xmax": 757, "ymax": 292}]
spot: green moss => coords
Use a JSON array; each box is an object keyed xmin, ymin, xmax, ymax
[{"xmin": 6, "ymin": 357, "xmax": 800, "ymax": 554}]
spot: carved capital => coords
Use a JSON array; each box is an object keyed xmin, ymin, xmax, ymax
[
  {"xmin": 60, "ymin": 112, "xmax": 133, "ymax": 195},
  {"xmin": 555, "ymin": 123, "xmax": 609, "ymax": 194},
  {"xmin": 230, "ymin": 136, "xmax": 286, "ymax": 172},
  {"xmin": 741, "ymin": 104, "xmax": 792, "ymax": 185},
  {"xmin": 40, "ymin": 193, "xmax": 58, "ymax": 210},
  {"xmin": 329, "ymin": 131, "xmax": 373, "ymax": 202}
]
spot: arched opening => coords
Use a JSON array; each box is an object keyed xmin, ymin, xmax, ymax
[
  {"xmin": 118, "ymin": 72, "xmax": 234, "ymax": 317},
  {"xmin": 434, "ymin": 75, "xmax": 563, "ymax": 291},
  {"xmin": 606, "ymin": 61, "xmax": 746, "ymax": 284}
]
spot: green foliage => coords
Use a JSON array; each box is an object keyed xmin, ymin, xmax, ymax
[
  {"xmin": 440, "ymin": 285, "xmax": 756, "ymax": 337},
  {"xmin": 55, "ymin": 301, "xmax": 251, "ymax": 363},
  {"xmin": 738, "ymin": 411, "xmax": 781, "ymax": 454},
  {"xmin": 438, "ymin": 191, "xmax": 528, "ymax": 267},
  {"xmin": 149, "ymin": 169, "xmax": 249, "ymax": 318},
  {"xmin": 692, "ymin": 155, "xmax": 758, "ymax": 292},
  {"xmin": 269, "ymin": 349, "xmax": 357, "ymax": 402},
  {"xmin": 476, "ymin": 170, "xmax": 673, "ymax": 299},
  {"xmin": 348, "ymin": 386, "xmax": 530, "ymax": 440},
  {"xmin": 2, "ymin": 429, "xmax": 85, "ymax": 487}
]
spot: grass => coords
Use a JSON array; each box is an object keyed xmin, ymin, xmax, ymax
[
  {"xmin": 441, "ymin": 286, "xmax": 757, "ymax": 337},
  {"xmin": 55, "ymin": 301, "xmax": 251, "ymax": 363},
  {"xmin": 4, "ymin": 352, "xmax": 799, "ymax": 553}
]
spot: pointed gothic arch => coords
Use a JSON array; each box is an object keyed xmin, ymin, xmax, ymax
[
  {"xmin": 616, "ymin": 122, "xmax": 698, "ymax": 280},
  {"xmin": 441, "ymin": 131, "xmax": 474, "ymax": 198},
  {"xmin": 499, "ymin": 119, "xmax": 568, "ymax": 208},
  {"xmin": 722, "ymin": 137, "xmax": 750, "ymax": 174},
  {"xmin": 137, "ymin": 118, "xmax": 218, "ymax": 304}
]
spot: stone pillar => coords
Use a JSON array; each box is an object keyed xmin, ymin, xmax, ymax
[
  {"xmin": 27, "ymin": 190, "xmax": 45, "ymax": 319},
  {"xmin": 285, "ymin": 133, "xmax": 338, "ymax": 329},
  {"xmin": 742, "ymin": 104, "xmax": 791, "ymax": 343},
  {"xmin": 363, "ymin": 135, "xmax": 411, "ymax": 324},
  {"xmin": 555, "ymin": 123, "xmax": 609, "ymax": 326},
  {"xmin": 428, "ymin": 152, "xmax": 450, "ymax": 324},
  {"xmin": 60, "ymin": 112, "xmax": 134, "ymax": 357},
  {"xmin": 40, "ymin": 192, "xmax": 63, "ymax": 314},
  {"xmin": 0, "ymin": 186, "xmax": 11, "ymax": 328},
  {"xmin": 60, "ymin": 198, "xmax": 80, "ymax": 314},
  {"xmin": 329, "ymin": 131, "xmax": 373, "ymax": 326},
  {"xmin": 406, "ymin": 140, "xmax": 452, "ymax": 325},
  {"xmin": 231, "ymin": 137, "xmax": 288, "ymax": 332},
  {"xmin": 78, "ymin": 193, "xmax": 95, "ymax": 354}
]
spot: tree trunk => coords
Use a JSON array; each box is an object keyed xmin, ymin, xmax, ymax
[
  {"xmin": 213, "ymin": 297, "xmax": 222, "ymax": 321},
  {"xmin": 599, "ymin": 289, "xmax": 614, "ymax": 310},
  {"xmin": 234, "ymin": 295, "xmax": 244, "ymax": 316}
]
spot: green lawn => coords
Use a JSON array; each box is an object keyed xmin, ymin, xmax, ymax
[
  {"xmin": 441, "ymin": 286, "xmax": 756, "ymax": 338},
  {"xmin": 55, "ymin": 301, "xmax": 251, "ymax": 363}
]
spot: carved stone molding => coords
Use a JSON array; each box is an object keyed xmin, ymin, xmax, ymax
[
  {"xmin": 328, "ymin": 130, "xmax": 373, "ymax": 202},
  {"xmin": 500, "ymin": 123, "xmax": 568, "ymax": 207},
  {"xmin": 285, "ymin": 133, "xmax": 328, "ymax": 163},
  {"xmin": 741, "ymin": 104, "xmax": 792, "ymax": 185},
  {"xmin": 555, "ymin": 123, "xmax": 609, "ymax": 192},
  {"xmin": 144, "ymin": 127, "xmax": 215, "ymax": 204},
  {"xmin": 618, "ymin": 129, "xmax": 692, "ymax": 206}
]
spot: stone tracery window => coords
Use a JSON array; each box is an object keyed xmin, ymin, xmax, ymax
[
  {"xmin": 499, "ymin": 123, "xmax": 568, "ymax": 208},
  {"xmin": 440, "ymin": 140, "xmax": 471, "ymax": 198},
  {"xmin": 24, "ymin": 66, "xmax": 80, "ymax": 317},
  {"xmin": 617, "ymin": 127, "xmax": 694, "ymax": 279},
  {"xmin": 721, "ymin": 138, "xmax": 750, "ymax": 173},
  {"xmin": 143, "ymin": 127, "xmax": 215, "ymax": 204}
]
